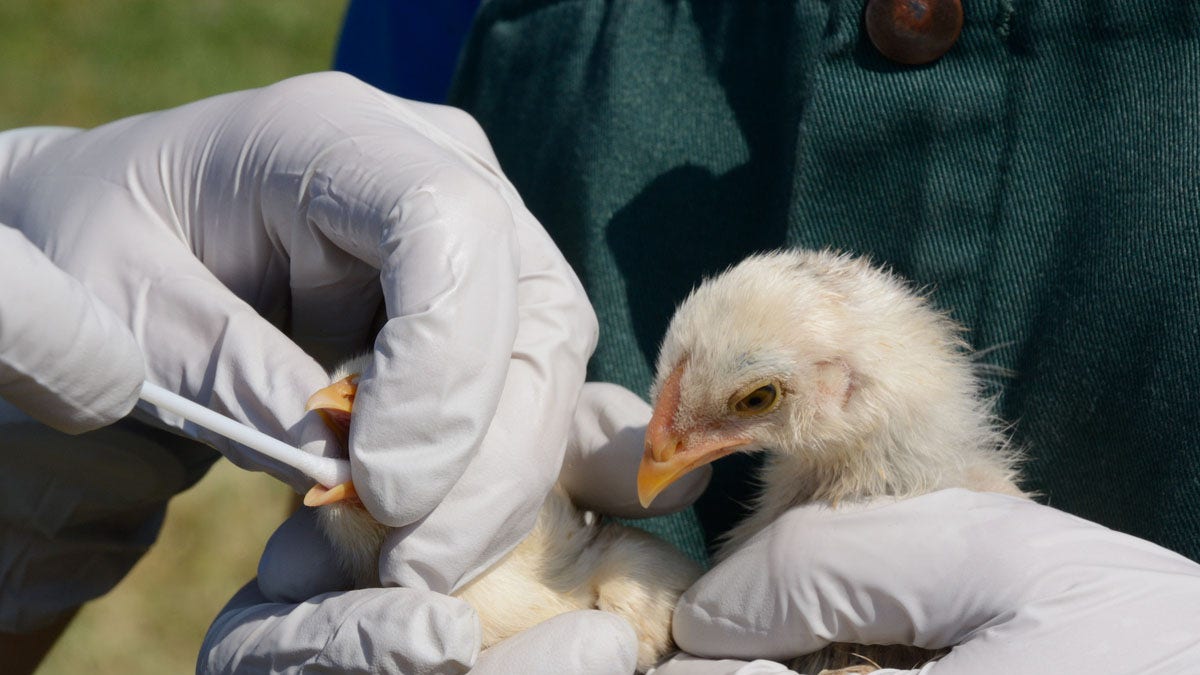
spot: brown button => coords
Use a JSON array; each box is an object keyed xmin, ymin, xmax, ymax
[{"xmin": 865, "ymin": 0, "xmax": 963, "ymax": 65}]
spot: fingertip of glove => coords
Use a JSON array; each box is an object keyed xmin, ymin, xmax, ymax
[
  {"xmin": 350, "ymin": 443, "xmax": 449, "ymax": 528},
  {"xmin": 415, "ymin": 591, "xmax": 482, "ymax": 670},
  {"xmin": 355, "ymin": 479, "xmax": 422, "ymax": 528},
  {"xmin": 671, "ymin": 594, "xmax": 735, "ymax": 659},
  {"xmin": 258, "ymin": 508, "xmax": 351, "ymax": 602},
  {"xmin": 579, "ymin": 382, "xmax": 650, "ymax": 422},
  {"xmin": 363, "ymin": 589, "xmax": 479, "ymax": 671},
  {"xmin": 471, "ymin": 610, "xmax": 636, "ymax": 675},
  {"xmin": 581, "ymin": 611, "xmax": 639, "ymax": 674}
]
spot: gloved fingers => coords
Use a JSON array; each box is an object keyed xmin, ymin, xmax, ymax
[
  {"xmin": 0, "ymin": 224, "xmax": 144, "ymax": 433},
  {"xmin": 200, "ymin": 580, "xmax": 480, "ymax": 675},
  {"xmin": 0, "ymin": 127, "xmax": 81, "ymax": 177},
  {"xmin": 388, "ymin": 98, "xmax": 505, "ymax": 173},
  {"xmin": 0, "ymin": 113, "xmax": 342, "ymax": 489},
  {"xmin": 278, "ymin": 79, "xmax": 520, "ymax": 366},
  {"xmin": 374, "ymin": 353, "xmax": 564, "ymax": 590},
  {"xmin": 330, "ymin": 171, "xmax": 522, "ymax": 526},
  {"xmin": 893, "ymin": 605, "xmax": 1200, "ymax": 675},
  {"xmin": 673, "ymin": 491, "xmax": 1007, "ymax": 660},
  {"xmin": 560, "ymin": 382, "xmax": 711, "ymax": 518},
  {"xmin": 649, "ymin": 654, "xmax": 797, "ymax": 675},
  {"xmin": 673, "ymin": 491, "xmax": 1013, "ymax": 660},
  {"xmin": 674, "ymin": 490, "xmax": 1200, "ymax": 667},
  {"xmin": 220, "ymin": 73, "xmax": 538, "ymax": 526},
  {"xmin": 256, "ymin": 506, "xmax": 351, "ymax": 603},
  {"xmin": 470, "ymin": 610, "xmax": 638, "ymax": 675},
  {"xmin": 377, "ymin": 198, "xmax": 596, "ymax": 592},
  {"xmin": 126, "ymin": 244, "xmax": 339, "ymax": 491}
]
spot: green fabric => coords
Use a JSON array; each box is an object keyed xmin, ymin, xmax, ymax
[{"xmin": 451, "ymin": 0, "xmax": 1200, "ymax": 565}]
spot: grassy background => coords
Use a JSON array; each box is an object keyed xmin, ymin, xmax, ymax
[
  {"xmin": 0, "ymin": 2, "xmax": 348, "ymax": 673},
  {"xmin": 0, "ymin": 1, "xmax": 347, "ymax": 128}
]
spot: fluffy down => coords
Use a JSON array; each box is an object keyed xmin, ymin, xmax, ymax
[
  {"xmin": 315, "ymin": 356, "xmax": 701, "ymax": 673},
  {"xmin": 645, "ymin": 249, "xmax": 1027, "ymax": 673}
]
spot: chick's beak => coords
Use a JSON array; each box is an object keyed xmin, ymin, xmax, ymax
[
  {"xmin": 637, "ymin": 429, "xmax": 748, "ymax": 509},
  {"xmin": 302, "ymin": 373, "xmax": 361, "ymax": 507},
  {"xmin": 637, "ymin": 364, "xmax": 748, "ymax": 508},
  {"xmin": 305, "ymin": 373, "xmax": 359, "ymax": 447}
]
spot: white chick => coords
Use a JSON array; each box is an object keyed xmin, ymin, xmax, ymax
[
  {"xmin": 637, "ymin": 249, "xmax": 1026, "ymax": 674},
  {"xmin": 305, "ymin": 356, "xmax": 701, "ymax": 673}
]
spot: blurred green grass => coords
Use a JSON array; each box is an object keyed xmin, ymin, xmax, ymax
[
  {"xmin": 38, "ymin": 463, "xmax": 295, "ymax": 674},
  {"xmin": 2, "ymin": 1, "xmax": 348, "ymax": 673},
  {"xmin": 0, "ymin": 1, "xmax": 346, "ymax": 128}
]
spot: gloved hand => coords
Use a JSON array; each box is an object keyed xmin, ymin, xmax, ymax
[
  {"xmin": 0, "ymin": 222, "xmax": 143, "ymax": 433},
  {"xmin": 0, "ymin": 72, "xmax": 598, "ymax": 594},
  {"xmin": 201, "ymin": 382, "xmax": 711, "ymax": 674},
  {"xmin": 660, "ymin": 489, "xmax": 1200, "ymax": 674}
]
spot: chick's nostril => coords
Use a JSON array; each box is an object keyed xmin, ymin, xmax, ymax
[
  {"xmin": 645, "ymin": 411, "xmax": 680, "ymax": 463},
  {"xmin": 651, "ymin": 437, "xmax": 681, "ymax": 463}
]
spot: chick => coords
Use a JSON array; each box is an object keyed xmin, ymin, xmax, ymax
[
  {"xmin": 305, "ymin": 356, "xmax": 701, "ymax": 673},
  {"xmin": 637, "ymin": 249, "xmax": 1026, "ymax": 674}
]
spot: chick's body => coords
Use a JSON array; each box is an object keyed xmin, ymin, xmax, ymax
[
  {"xmin": 641, "ymin": 249, "xmax": 1026, "ymax": 673},
  {"xmin": 314, "ymin": 355, "xmax": 700, "ymax": 673}
]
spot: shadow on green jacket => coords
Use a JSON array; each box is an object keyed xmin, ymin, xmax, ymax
[{"xmin": 445, "ymin": 0, "xmax": 1200, "ymax": 565}]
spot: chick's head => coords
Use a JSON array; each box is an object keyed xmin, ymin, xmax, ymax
[{"xmin": 638, "ymin": 249, "xmax": 978, "ymax": 507}]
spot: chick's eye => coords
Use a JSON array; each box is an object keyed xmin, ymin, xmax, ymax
[{"xmin": 731, "ymin": 382, "xmax": 780, "ymax": 416}]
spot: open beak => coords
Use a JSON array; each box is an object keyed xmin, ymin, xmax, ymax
[
  {"xmin": 305, "ymin": 373, "xmax": 358, "ymax": 447},
  {"xmin": 302, "ymin": 373, "xmax": 361, "ymax": 507},
  {"xmin": 303, "ymin": 480, "xmax": 360, "ymax": 507},
  {"xmin": 637, "ymin": 364, "xmax": 749, "ymax": 508}
]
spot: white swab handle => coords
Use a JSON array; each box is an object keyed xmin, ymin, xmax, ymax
[{"xmin": 138, "ymin": 381, "xmax": 352, "ymax": 487}]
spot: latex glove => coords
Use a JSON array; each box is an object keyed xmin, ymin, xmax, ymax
[
  {"xmin": 0, "ymin": 72, "xmax": 598, "ymax": 592},
  {"xmin": 201, "ymin": 511, "xmax": 640, "ymax": 675},
  {"xmin": 668, "ymin": 489, "xmax": 1200, "ymax": 674},
  {"xmin": 202, "ymin": 382, "xmax": 707, "ymax": 674},
  {"xmin": 0, "ymin": 222, "xmax": 143, "ymax": 433},
  {"xmin": 203, "ymin": 576, "xmax": 639, "ymax": 675},
  {"xmin": 650, "ymin": 655, "xmax": 794, "ymax": 675}
]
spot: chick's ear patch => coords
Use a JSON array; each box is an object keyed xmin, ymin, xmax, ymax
[{"xmin": 814, "ymin": 360, "xmax": 854, "ymax": 410}]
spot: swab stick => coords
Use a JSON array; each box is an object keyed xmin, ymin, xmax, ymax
[{"xmin": 138, "ymin": 381, "xmax": 351, "ymax": 488}]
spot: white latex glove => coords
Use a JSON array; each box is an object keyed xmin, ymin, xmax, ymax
[
  {"xmin": 202, "ymin": 510, "xmax": 638, "ymax": 675},
  {"xmin": 202, "ymin": 382, "xmax": 709, "ymax": 674},
  {"xmin": 0, "ymin": 72, "xmax": 598, "ymax": 593},
  {"xmin": 665, "ymin": 489, "xmax": 1200, "ymax": 674},
  {"xmin": 0, "ymin": 222, "xmax": 143, "ymax": 433}
]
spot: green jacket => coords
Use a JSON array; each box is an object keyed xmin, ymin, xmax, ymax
[{"xmin": 450, "ymin": 0, "xmax": 1200, "ymax": 564}]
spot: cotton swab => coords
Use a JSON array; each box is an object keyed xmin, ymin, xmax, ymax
[{"xmin": 138, "ymin": 381, "xmax": 351, "ymax": 488}]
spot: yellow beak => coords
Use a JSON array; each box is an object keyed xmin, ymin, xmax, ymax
[
  {"xmin": 303, "ymin": 373, "xmax": 361, "ymax": 507},
  {"xmin": 305, "ymin": 373, "xmax": 359, "ymax": 446},
  {"xmin": 637, "ymin": 363, "xmax": 748, "ymax": 508},
  {"xmin": 637, "ymin": 432, "xmax": 748, "ymax": 508},
  {"xmin": 303, "ymin": 480, "xmax": 361, "ymax": 507}
]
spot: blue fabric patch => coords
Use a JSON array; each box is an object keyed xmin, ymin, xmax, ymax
[{"xmin": 334, "ymin": 0, "xmax": 481, "ymax": 103}]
